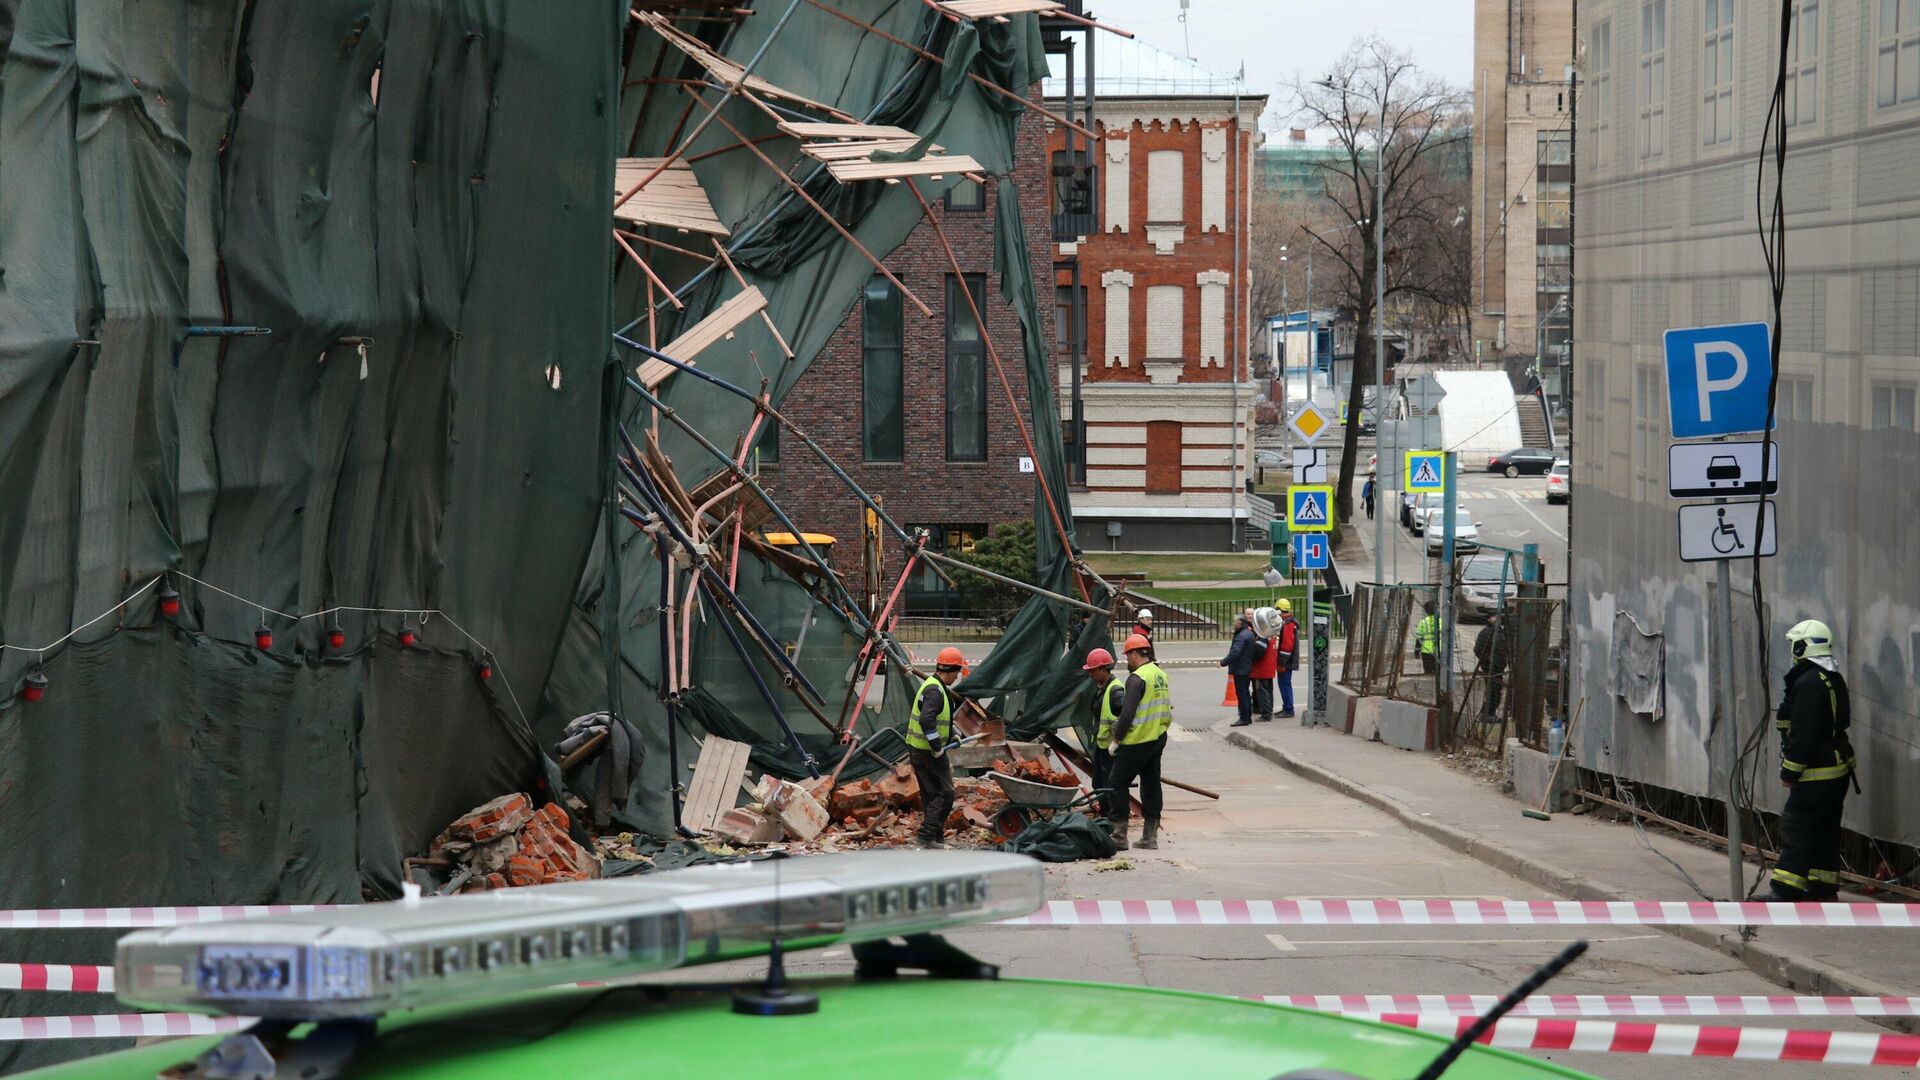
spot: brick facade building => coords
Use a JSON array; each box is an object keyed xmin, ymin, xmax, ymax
[
  {"xmin": 759, "ymin": 94, "xmax": 1053, "ymax": 614},
  {"xmin": 1046, "ymin": 42, "xmax": 1268, "ymax": 551}
]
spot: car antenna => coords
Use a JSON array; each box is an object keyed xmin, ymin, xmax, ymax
[
  {"xmin": 1412, "ymin": 939, "xmax": 1587, "ymax": 1080},
  {"xmin": 733, "ymin": 851, "xmax": 819, "ymax": 1016}
]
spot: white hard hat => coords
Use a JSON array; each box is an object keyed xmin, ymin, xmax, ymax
[
  {"xmin": 1136, "ymin": 608, "xmax": 1154, "ymax": 621},
  {"xmin": 1785, "ymin": 619, "xmax": 1833, "ymax": 659}
]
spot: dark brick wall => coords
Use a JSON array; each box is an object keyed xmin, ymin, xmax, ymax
[{"xmin": 759, "ymin": 89, "xmax": 1054, "ymax": 605}]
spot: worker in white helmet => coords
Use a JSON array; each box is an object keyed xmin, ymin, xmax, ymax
[
  {"xmin": 1129, "ymin": 608, "xmax": 1155, "ymax": 661},
  {"xmin": 1770, "ymin": 619, "xmax": 1856, "ymax": 901}
]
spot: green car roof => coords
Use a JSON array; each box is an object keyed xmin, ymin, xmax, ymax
[{"xmin": 24, "ymin": 977, "xmax": 1597, "ymax": 1080}]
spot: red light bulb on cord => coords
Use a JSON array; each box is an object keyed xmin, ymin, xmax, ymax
[
  {"xmin": 398, "ymin": 622, "xmax": 417, "ymax": 648},
  {"xmin": 157, "ymin": 581, "xmax": 181, "ymax": 618},
  {"xmin": 254, "ymin": 622, "xmax": 274, "ymax": 650},
  {"xmin": 477, "ymin": 656, "xmax": 495, "ymax": 682},
  {"xmin": 326, "ymin": 625, "xmax": 346, "ymax": 650},
  {"xmin": 21, "ymin": 670, "xmax": 48, "ymax": 704}
]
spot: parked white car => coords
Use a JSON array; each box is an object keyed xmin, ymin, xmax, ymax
[
  {"xmin": 1405, "ymin": 492, "xmax": 1447, "ymax": 534},
  {"xmin": 1545, "ymin": 459, "xmax": 1570, "ymax": 504},
  {"xmin": 1421, "ymin": 508, "xmax": 1480, "ymax": 554}
]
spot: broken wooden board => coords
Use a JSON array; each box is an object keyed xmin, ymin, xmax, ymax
[
  {"xmin": 614, "ymin": 158, "xmax": 729, "ymax": 237},
  {"xmin": 636, "ymin": 286, "xmax": 768, "ymax": 389},
  {"xmin": 635, "ymin": 11, "xmax": 835, "ymax": 113},
  {"xmin": 939, "ymin": 0, "xmax": 1063, "ymax": 19},
  {"xmin": 777, "ymin": 121, "xmax": 920, "ymax": 141},
  {"xmin": 823, "ymin": 153, "xmax": 983, "ymax": 183},
  {"xmin": 683, "ymin": 736, "xmax": 753, "ymax": 832}
]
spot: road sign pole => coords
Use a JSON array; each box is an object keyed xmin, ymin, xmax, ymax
[
  {"xmin": 1716, "ymin": 549, "xmax": 1744, "ymax": 900},
  {"xmin": 1304, "ymin": 565, "xmax": 1317, "ymax": 726},
  {"xmin": 1440, "ymin": 451, "xmax": 1458, "ymax": 711}
]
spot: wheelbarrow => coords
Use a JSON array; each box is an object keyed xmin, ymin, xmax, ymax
[{"xmin": 987, "ymin": 771, "xmax": 1108, "ymax": 841}]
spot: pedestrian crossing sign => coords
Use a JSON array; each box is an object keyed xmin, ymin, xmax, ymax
[
  {"xmin": 1290, "ymin": 533, "xmax": 1330, "ymax": 570},
  {"xmin": 1287, "ymin": 484, "xmax": 1334, "ymax": 532},
  {"xmin": 1404, "ymin": 450, "xmax": 1446, "ymax": 493}
]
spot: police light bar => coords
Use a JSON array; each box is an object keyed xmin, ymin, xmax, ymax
[{"xmin": 114, "ymin": 852, "xmax": 1041, "ymax": 1020}]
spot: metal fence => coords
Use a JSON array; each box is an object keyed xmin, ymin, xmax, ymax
[
  {"xmin": 1341, "ymin": 580, "xmax": 1566, "ymax": 753},
  {"xmin": 895, "ymin": 595, "xmax": 1342, "ymax": 644}
]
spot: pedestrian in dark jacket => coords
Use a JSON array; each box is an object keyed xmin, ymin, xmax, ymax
[
  {"xmin": 1220, "ymin": 616, "xmax": 1266, "ymax": 727},
  {"xmin": 1770, "ymin": 619, "xmax": 1855, "ymax": 901},
  {"xmin": 1473, "ymin": 615, "xmax": 1513, "ymax": 722}
]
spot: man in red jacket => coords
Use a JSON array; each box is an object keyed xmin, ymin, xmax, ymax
[
  {"xmin": 1274, "ymin": 600, "xmax": 1300, "ymax": 719},
  {"xmin": 1249, "ymin": 607, "xmax": 1279, "ymax": 722}
]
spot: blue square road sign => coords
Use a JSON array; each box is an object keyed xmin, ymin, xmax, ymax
[
  {"xmin": 1663, "ymin": 321, "xmax": 1777, "ymax": 438},
  {"xmin": 1291, "ymin": 533, "xmax": 1330, "ymax": 570},
  {"xmin": 1287, "ymin": 485, "xmax": 1334, "ymax": 532}
]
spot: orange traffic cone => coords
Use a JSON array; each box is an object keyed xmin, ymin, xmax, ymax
[{"xmin": 1222, "ymin": 676, "xmax": 1238, "ymax": 707}]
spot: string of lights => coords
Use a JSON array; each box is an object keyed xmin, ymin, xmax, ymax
[{"xmin": 0, "ymin": 571, "xmax": 527, "ymax": 728}]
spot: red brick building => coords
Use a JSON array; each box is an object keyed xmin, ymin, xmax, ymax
[
  {"xmin": 759, "ymin": 95, "xmax": 1053, "ymax": 614},
  {"xmin": 1046, "ymin": 42, "xmax": 1268, "ymax": 551}
]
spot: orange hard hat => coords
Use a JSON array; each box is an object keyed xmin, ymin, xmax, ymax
[
  {"xmin": 935, "ymin": 646, "xmax": 967, "ymax": 670},
  {"xmin": 1122, "ymin": 633, "xmax": 1151, "ymax": 654},
  {"xmin": 1083, "ymin": 647, "xmax": 1115, "ymax": 671}
]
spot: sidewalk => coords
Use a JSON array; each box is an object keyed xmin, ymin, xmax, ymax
[{"xmin": 1219, "ymin": 718, "xmax": 1920, "ymax": 1033}]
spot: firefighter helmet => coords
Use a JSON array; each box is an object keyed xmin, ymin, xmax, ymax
[{"xmin": 1785, "ymin": 619, "xmax": 1833, "ymax": 660}]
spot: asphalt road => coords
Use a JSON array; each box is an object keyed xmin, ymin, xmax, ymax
[
  {"xmin": 1359, "ymin": 469, "xmax": 1570, "ymax": 587},
  {"xmin": 699, "ymin": 633, "xmax": 1913, "ymax": 1078}
]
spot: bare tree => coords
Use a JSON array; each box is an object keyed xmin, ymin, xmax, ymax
[
  {"xmin": 1248, "ymin": 188, "xmax": 1346, "ymax": 373},
  {"xmin": 1288, "ymin": 38, "xmax": 1469, "ymax": 525}
]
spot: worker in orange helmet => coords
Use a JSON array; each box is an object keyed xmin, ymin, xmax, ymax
[
  {"xmin": 906, "ymin": 646, "xmax": 968, "ymax": 849},
  {"xmin": 1082, "ymin": 647, "xmax": 1123, "ymax": 817},
  {"xmin": 1105, "ymin": 633, "xmax": 1173, "ymax": 851}
]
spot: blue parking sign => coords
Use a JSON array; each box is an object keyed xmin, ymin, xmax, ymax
[
  {"xmin": 1664, "ymin": 321, "xmax": 1777, "ymax": 438},
  {"xmin": 1291, "ymin": 533, "xmax": 1330, "ymax": 570}
]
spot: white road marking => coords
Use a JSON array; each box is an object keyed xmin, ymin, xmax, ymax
[
  {"xmin": 1265, "ymin": 933, "xmax": 1298, "ymax": 952},
  {"xmin": 1504, "ymin": 490, "xmax": 1568, "ymax": 541}
]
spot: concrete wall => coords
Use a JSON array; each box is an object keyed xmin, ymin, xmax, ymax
[{"xmin": 1571, "ymin": 0, "xmax": 1920, "ymax": 847}]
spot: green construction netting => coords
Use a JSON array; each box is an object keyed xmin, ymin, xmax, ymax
[{"xmin": 0, "ymin": 2, "xmax": 1090, "ymax": 1065}]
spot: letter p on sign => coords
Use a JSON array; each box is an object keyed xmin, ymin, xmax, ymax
[{"xmin": 1663, "ymin": 321, "xmax": 1777, "ymax": 439}]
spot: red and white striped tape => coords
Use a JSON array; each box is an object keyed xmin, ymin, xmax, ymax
[
  {"xmin": 1265, "ymin": 993, "xmax": 1920, "ymax": 1019},
  {"xmin": 0, "ymin": 1014, "xmax": 252, "ymax": 1041},
  {"xmin": 0, "ymin": 904, "xmax": 344, "ymax": 930},
  {"xmin": 0, "ymin": 963, "xmax": 113, "ymax": 993},
  {"xmin": 1372, "ymin": 1013, "xmax": 1920, "ymax": 1067},
  {"xmin": 1000, "ymin": 898, "xmax": 1920, "ymax": 927}
]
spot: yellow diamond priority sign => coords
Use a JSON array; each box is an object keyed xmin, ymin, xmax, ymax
[{"xmin": 1287, "ymin": 402, "xmax": 1331, "ymax": 444}]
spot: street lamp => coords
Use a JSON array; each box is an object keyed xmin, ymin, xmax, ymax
[{"xmin": 1318, "ymin": 75, "xmax": 1389, "ymax": 589}]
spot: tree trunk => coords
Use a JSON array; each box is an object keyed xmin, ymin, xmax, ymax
[{"xmin": 1333, "ymin": 289, "xmax": 1374, "ymax": 527}]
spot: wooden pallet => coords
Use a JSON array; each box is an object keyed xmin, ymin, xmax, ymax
[
  {"xmin": 636, "ymin": 10, "xmax": 834, "ymax": 113},
  {"xmin": 683, "ymin": 736, "xmax": 753, "ymax": 833},
  {"xmin": 614, "ymin": 158, "xmax": 729, "ymax": 236},
  {"xmin": 939, "ymin": 0, "xmax": 1063, "ymax": 20}
]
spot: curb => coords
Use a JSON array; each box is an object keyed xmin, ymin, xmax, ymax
[{"xmin": 1222, "ymin": 727, "xmax": 1920, "ymax": 1035}]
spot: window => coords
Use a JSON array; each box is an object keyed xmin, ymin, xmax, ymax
[
  {"xmin": 1536, "ymin": 179, "xmax": 1571, "ymax": 229},
  {"xmin": 1590, "ymin": 20, "xmax": 1613, "ymax": 159},
  {"xmin": 1147, "ymin": 150, "xmax": 1184, "ymax": 224},
  {"xmin": 945, "ymin": 178, "xmax": 985, "ymax": 212},
  {"xmin": 1054, "ymin": 282, "xmax": 1087, "ymax": 355},
  {"xmin": 904, "ymin": 523, "xmax": 988, "ymax": 612},
  {"xmin": 1640, "ymin": 0, "xmax": 1667, "ymax": 157},
  {"xmin": 1702, "ymin": 0, "xmax": 1734, "ymax": 145},
  {"xmin": 861, "ymin": 276, "xmax": 904, "ymax": 462},
  {"xmin": 945, "ymin": 274, "xmax": 988, "ymax": 461},
  {"xmin": 1145, "ymin": 285, "xmax": 1185, "ymax": 359},
  {"xmin": 1872, "ymin": 382, "xmax": 1917, "ymax": 429},
  {"xmin": 1879, "ymin": 0, "xmax": 1920, "ymax": 107},
  {"xmin": 1634, "ymin": 366, "xmax": 1660, "ymax": 489},
  {"xmin": 1778, "ymin": 376, "xmax": 1814, "ymax": 422},
  {"xmin": 1144, "ymin": 420, "xmax": 1182, "ymax": 494},
  {"xmin": 1787, "ymin": 0, "xmax": 1820, "ymax": 125}
]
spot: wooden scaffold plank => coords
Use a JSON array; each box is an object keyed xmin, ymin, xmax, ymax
[
  {"xmin": 614, "ymin": 157, "xmax": 730, "ymax": 236},
  {"xmin": 635, "ymin": 286, "xmax": 769, "ymax": 389}
]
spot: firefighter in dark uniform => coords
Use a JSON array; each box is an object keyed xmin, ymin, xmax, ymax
[{"xmin": 1770, "ymin": 619, "xmax": 1856, "ymax": 901}]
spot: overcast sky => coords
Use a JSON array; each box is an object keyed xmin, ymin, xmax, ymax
[{"xmin": 1086, "ymin": 0, "xmax": 1476, "ymax": 132}]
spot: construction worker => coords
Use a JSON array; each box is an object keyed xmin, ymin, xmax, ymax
[
  {"xmin": 1770, "ymin": 619, "xmax": 1856, "ymax": 901},
  {"xmin": 1415, "ymin": 602, "xmax": 1441, "ymax": 675},
  {"xmin": 1131, "ymin": 608, "xmax": 1156, "ymax": 660},
  {"xmin": 906, "ymin": 647, "xmax": 966, "ymax": 849},
  {"xmin": 1082, "ymin": 648, "xmax": 1122, "ymax": 816},
  {"xmin": 1473, "ymin": 613, "xmax": 1512, "ymax": 724},
  {"xmin": 1107, "ymin": 634, "xmax": 1172, "ymax": 851},
  {"xmin": 1274, "ymin": 599, "xmax": 1300, "ymax": 718}
]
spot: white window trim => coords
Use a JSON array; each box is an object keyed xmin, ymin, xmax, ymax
[{"xmin": 1101, "ymin": 269, "xmax": 1133, "ymax": 367}]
